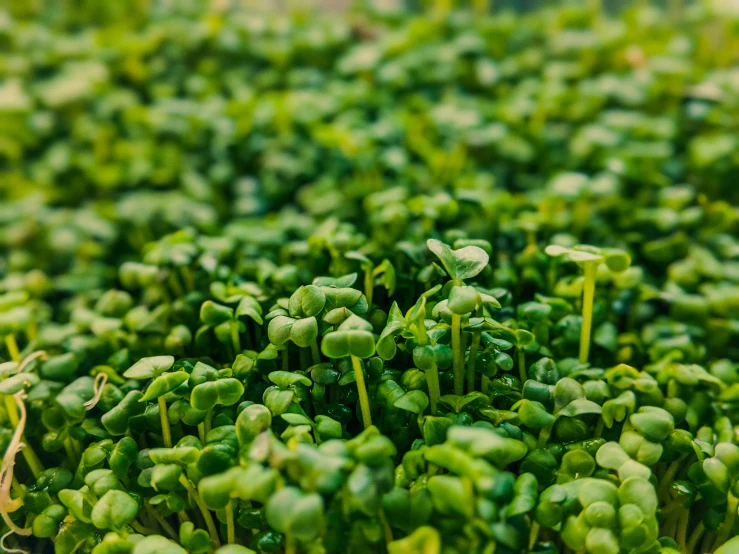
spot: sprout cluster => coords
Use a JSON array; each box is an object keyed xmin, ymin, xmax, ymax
[{"xmin": 0, "ymin": 2, "xmax": 737, "ymax": 554}]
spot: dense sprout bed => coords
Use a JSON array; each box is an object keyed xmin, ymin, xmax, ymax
[{"xmin": 0, "ymin": 2, "xmax": 738, "ymax": 554}]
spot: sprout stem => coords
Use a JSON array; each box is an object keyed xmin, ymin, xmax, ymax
[
  {"xmin": 4, "ymin": 336, "xmax": 19, "ymax": 362},
  {"xmin": 364, "ymin": 267, "xmax": 374, "ymax": 308},
  {"xmin": 712, "ymin": 493, "xmax": 738, "ymax": 550},
  {"xmin": 481, "ymin": 375, "xmax": 490, "ymax": 395},
  {"xmin": 179, "ymin": 266, "xmax": 196, "ymax": 292},
  {"xmin": 145, "ymin": 502, "xmax": 178, "ymax": 541},
  {"xmin": 579, "ymin": 261, "xmax": 597, "ymax": 364},
  {"xmin": 285, "ymin": 533, "xmax": 297, "ymax": 554},
  {"xmin": 178, "ymin": 475, "xmax": 221, "ymax": 548},
  {"xmin": 197, "ymin": 423, "xmax": 206, "ymax": 444},
  {"xmin": 167, "ymin": 271, "xmax": 185, "ymax": 299},
  {"xmin": 299, "ymin": 347, "xmax": 309, "ymax": 371},
  {"xmin": 518, "ymin": 349, "xmax": 526, "ymax": 384},
  {"xmin": 426, "ymin": 364, "xmax": 440, "ymax": 415},
  {"xmin": 466, "ymin": 332, "xmax": 480, "ymax": 393},
  {"xmin": 529, "ymin": 521, "xmax": 540, "ymax": 550},
  {"xmin": 537, "ymin": 423, "xmax": 553, "ymax": 448},
  {"xmin": 204, "ymin": 407, "xmax": 214, "ymax": 436},
  {"xmin": 3, "ymin": 395, "xmax": 43, "ymax": 477},
  {"xmin": 310, "ymin": 341, "xmax": 320, "ymax": 365},
  {"xmin": 226, "ymin": 501, "xmax": 236, "ymax": 544},
  {"xmin": 350, "ymin": 355, "xmax": 372, "ymax": 428},
  {"xmin": 676, "ymin": 508, "xmax": 689, "ymax": 553},
  {"xmin": 593, "ymin": 419, "xmax": 604, "ymax": 438},
  {"xmin": 158, "ymin": 396, "xmax": 172, "ymax": 448},
  {"xmin": 658, "ymin": 461, "xmax": 681, "ymax": 502},
  {"xmin": 686, "ymin": 521, "xmax": 704, "ymax": 554},
  {"xmin": 451, "ymin": 314, "xmax": 463, "ymax": 395},
  {"xmin": 230, "ymin": 321, "xmax": 241, "ymax": 355},
  {"xmin": 378, "ymin": 507, "xmax": 394, "ymax": 546},
  {"xmin": 130, "ymin": 520, "xmax": 157, "ymax": 535}
]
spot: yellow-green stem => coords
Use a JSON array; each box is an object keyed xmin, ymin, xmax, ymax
[
  {"xmin": 676, "ymin": 509, "xmax": 689, "ymax": 553},
  {"xmin": 167, "ymin": 271, "xmax": 185, "ymax": 299},
  {"xmin": 158, "ymin": 396, "xmax": 172, "ymax": 448},
  {"xmin": 179, "ymin": 474, "xmax": 222, "ymax": 548},
  {"xmin": 579, "ymin": 262, "xmax": 597, "ymax": 364},
  {"xmin": 26, "ymin": 320, "xmax": 38, "ymax": 343},
  {"xmin": 713, "ymin": 493, "xmax": 738, "ymax": 549},
  {"xmin": 4, "ymin": 335, "xmax": 20, "ymax": 362},
  {"xmin": 130, "ymin": 520, "xmax": 157, "ymax": 535},
  {"xmin": 179, "ymin": 266, "xmax": 196, "ymax": 292},
  {"xmin": 481, "ymin": 375, "xmax": 490, "ymax": 394},
  {"xmin": 529, "ymin": 521, "xmax": 540, "ymax": 550},
  {"xmin": 658, "ymin": 461, "xmax": 681, "ymax": 502},
  {"xmin": 686, "ymin": 521, "xmax": 704, "ymax": 554},
  {"xmin": 4, "ymin": 394, "xmax": 44, "ymax": 477},
  {"xmin": 285, "ymin": 533, "xmax": 297, "ymax": 554},
  {"xmin": 351, "ymin": 355, "xmax": 372, "ymax": 428},
  {"xmin": 197, "ymin": 422, "xmax": 206, "ymax": 445},
  {"xmin": 537, "ymin": 423, "xmax": 553, "ymax": 448},
  {"xmin": 310, "ymin": 341, "xmax": 321, "ymax": 365},
  {"xmin": 230, "ymin": 321, "xmax": 241, "ymax": 355},
  {"xmin": 204, "ymin": 407, "xmax": 214, "ymax": 436},
  {"xmin": 451, "ymin": 314, "xmax": 463, "ymax": 395},
  {"xmin": 364, "ymin": 267, "xmax": 374, "ymax": 308},
  {"xmin": 426, "ymin": 364, "xmax": 440, "ymax": 415},
  {"xmin": 63, "ymin": 437, "xmax": 77, "ymax": 464},
  {"xmin": 466, "ymin": 332, "xmax": 480, "ymax": 393},
  {"xmin": 593, "ymin": 419, "xmax": 604, "ymax": 439},
  {"xmin": 226, "ymin": 501, "xmax": 236, "ymax": 544},
  {"xmin": 145, "ymin": 502, "xmax": 178, "ymax": 541},
  {"xmin": 378, "ymin": 507, "xmax": 394, "ymax": 546},
  {"xmin": 518, "ymin": 349, "xmax": 526, "ymax": 384}
]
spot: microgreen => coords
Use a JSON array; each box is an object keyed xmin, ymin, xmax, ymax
[{"xmin": 0, "ymin": 3, "xmax": 737, "ymax": 553}]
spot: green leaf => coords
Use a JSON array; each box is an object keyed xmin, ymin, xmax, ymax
[
  {"xmin": 427, "ymin": 239, "xmax": 489, "ymax": 283},
  {"xmin": 123, "ymin": 356, "xmax": 175, "ymax": 380},
  {"xmin": 91, "ymin": 490, "xmax": 139, "ymax": 530}
]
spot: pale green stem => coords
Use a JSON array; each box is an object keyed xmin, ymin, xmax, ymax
[
  {"xmin": 676, "ymin": 508, "xmax": 689, "ymax": 553},
  {"xmin": 310, "ymin": 341, "xmax": 321, "ymax": 365},
  {"xmin": 285, "ymin": 533, "xmax": 297, "ymax": 554},
  {"xmin": 658, "ymin": 461, "xmax": 681, "ymax": 503},
  {"xmin": 466, "ymin": 332, "xmax": 480, "ymax": 393},
  {"xmin": 4, "ymin": 394, "xmax": 44, "ymax": 477},
  {"xmin": 364, "ymin": 267, "xmax": 374, "ymax": 308},
  {"xmin": 197, "ymin": 423, "xmax": 206, "ymax": 445},
  {"xmin": 351, "ymin": 355, "xmax": 372, "ymax": 428},
  {"xmin": 426, "ymin": 364, "xmax": 440, "ymax": 415},
  {"xmin": 378, "ymin": 507, "xmax": 394, "ymax": 546},
  {"xmin": 158, "ymin": 396, "xmax": 172, "ymax": 448},
  {"xmin": 593, "ymin": 419, "xmax": 604, "ymax": 439},
  {"xmin": 579, "ymin": 261, "xmax": 597, "ymax": 364},
  {"xmin": 204, "ymin": 407, "xmax": 214, "ymax": 436},
  {"xmin": 537, "ymin": 423, "xmax": 553, "ymax": 448},
  {"xmin": 226, "ymin": 501, "xmax": 236, "ymax": 544},
  {"xmin": 145, "ymin": 501, "xmax": 178, "ymax": 541},
  {"xmin": 712, "ymin": 493, "xmax": 738, "ymax": 550},
  {"xmin": 481, "ymin": 375, "xmax": 490, "ymax": 395},
  {"xmin": 4, "ymin": 335, "xmax": 20, "ymax": 362},
  {"xmin": 529, "ymin": 521, "xmax": 540, "ymax": 550},
  {"xmin": 686, "ymin": 521, "xmax": 704, "ymax": 554},
  {"xmin": 130, "ymin": 520, "xmax": 157, "ymax": 535},
  {"xmin": 230, "ymin": 321, "xmax": 241, "ymax": 355},
  {"xmin": 179, "ymin": 474, "xmax": 221, "ymax": 548},
  {"xmin": 518, "ymin": 348, "xmax": 526, "ymax": 384},
  {"xmin": 451, "ymin": 313, "xmax": 463, "ymax": 395}
]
